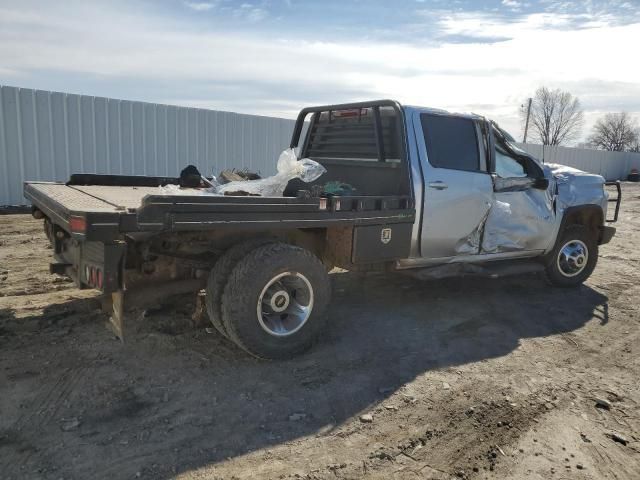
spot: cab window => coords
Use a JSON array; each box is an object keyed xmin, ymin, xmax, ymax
[{"xmin": 421, "ymin": 114, "xmax": 480, "ymax": 172}]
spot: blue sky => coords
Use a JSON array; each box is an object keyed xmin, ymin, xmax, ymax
[{"xmin": 1, "ymin": 0, "xmax": 639, "ymax": 141}]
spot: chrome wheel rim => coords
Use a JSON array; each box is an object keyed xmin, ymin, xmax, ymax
[
  {"xmin": 257, "ymin": 271, "xmax": 313, "ymax": 337},
  {"xmin": 557, "ymin": 239, "xmax": 588, "ymax": 278}
]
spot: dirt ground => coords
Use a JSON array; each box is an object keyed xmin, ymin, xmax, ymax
[{"xmin": 1, "ymin": 184, "xmax": 639, "ymax": 480}]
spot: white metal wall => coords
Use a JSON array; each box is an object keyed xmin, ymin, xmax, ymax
[
  {"xmin": 515, "ymin": 143, "xmax": 640, "ymax": 181},
  {"xmin": 0, "ymin": 85, "xmax": 296, "ymax": 205}
]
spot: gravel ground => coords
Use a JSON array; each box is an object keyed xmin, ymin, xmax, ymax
[{"xmin": 1, "ymin": 183, "xmax": 639, "ymax": 480}]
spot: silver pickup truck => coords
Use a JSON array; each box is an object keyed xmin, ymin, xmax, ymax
[{"xmin": 25, "ymin": 100, "xmax": 620, "ymax": 359}]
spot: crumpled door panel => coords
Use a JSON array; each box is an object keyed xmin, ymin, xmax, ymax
[
  {"xmin": 482, "ymin": 189, "xmax": 555, "ymax": 253},
  {"xmin": 453, "ymin": 176, "xmax": 556, "ymax": 255},
  {"xmin": 447, "ymin": 161, "xmax": 609, "ymax": 257}
]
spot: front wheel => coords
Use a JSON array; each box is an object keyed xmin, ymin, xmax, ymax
[
  {"xmin": 221, "ymin": 243, "xmax": 331, "ymax": 359},
  {"xmin": 544, "ymin": 225, "xmax": 598, "ymax": 287}
]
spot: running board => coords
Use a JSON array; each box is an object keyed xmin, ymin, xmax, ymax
[{"xmin": 400, "ymin": 259, "xmax": 544, "ymax": 280}]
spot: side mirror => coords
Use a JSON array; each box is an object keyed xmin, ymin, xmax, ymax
[
  {"xmin": 493, "ymin": 175, "xmax": 548, "ymax": 193},
  {"xmin": 533, "ymin": 178, "xmax": 549, "ymax": 190}
]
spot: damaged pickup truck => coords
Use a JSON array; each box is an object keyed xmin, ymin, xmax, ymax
[{"xmin": 24, "ymin": 100, "xmax": 621, "ymax": 359}]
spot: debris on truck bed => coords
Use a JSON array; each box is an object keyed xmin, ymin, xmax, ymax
[
  {"xmin": 322, "ymin": 181, "xmax": 356, "ymax": 196},
  {"xmin": 157, "ymin": 148, "xmax": 326, "ymax": 198},
  {"xmin": 179, "ymin": 165, "xmax": 206, "ymax": 188},
  {"xmin": 218, "ymin": 168, "xmax": 261, "ymax": 183},
  {"xmin": 217, "ymin": 149, "xmax": 325, "ymax": 197}
]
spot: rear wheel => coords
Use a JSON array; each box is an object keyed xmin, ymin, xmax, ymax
[
  {"xmin": 221, "ymin": 243, "xmax": 330, "ymax": 359},
  {"xmin": 206, "ymin": 238, "xmax": 274, "ymax": 338},
  {"xmin": 544, "ymin": 225, "xmax": 598, "ymax": 287}
]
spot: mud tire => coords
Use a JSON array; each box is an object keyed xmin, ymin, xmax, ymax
[
  {"xmin": 221, "ymin": 243, "xmax": 330, "ymax": 359},
  {"xmin": 206, "ymin": 238, "xmax": 275, "ymax": 338}
]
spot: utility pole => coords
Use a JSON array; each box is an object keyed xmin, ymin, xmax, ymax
[{"xmin": 522, "ymin": 97, "xmax": 532, "ymax": 143}]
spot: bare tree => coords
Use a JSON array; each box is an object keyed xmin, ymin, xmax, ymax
[
  {"xmin": 520, "ymin": 87, "xmax": 584, "ymax": 145},
  {"xmin": 587, "ymin": 112, "xmax": 640, "ymax": 152}
]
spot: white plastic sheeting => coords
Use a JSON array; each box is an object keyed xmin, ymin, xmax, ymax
[{"xmin": 217, "ymin": 149, "xmax": 325, "ymax": 197}]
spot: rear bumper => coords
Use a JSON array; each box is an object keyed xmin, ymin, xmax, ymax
[{"xmin": 599, "ymin": 225, "xmax": 616, "ymax": 245}]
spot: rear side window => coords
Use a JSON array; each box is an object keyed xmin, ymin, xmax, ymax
[{"xmin": 420, "ymin": 114, "xmax": 480, "ymax": 172}]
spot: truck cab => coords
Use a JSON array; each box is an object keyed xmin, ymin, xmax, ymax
[{"xmin": 289, "ymin": 101, "xmax": 617, "ymax": 280}]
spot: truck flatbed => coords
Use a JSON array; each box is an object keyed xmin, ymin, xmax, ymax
[{"xmin": 24, "ymin": 178, "xmax": 415, "ymax": 242}]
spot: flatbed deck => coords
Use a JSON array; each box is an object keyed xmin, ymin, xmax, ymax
[
  {"xmin": 24, "ymin": 180, "xmax": 415, "ymax": 242},
  {"xmin": 26, "ymin": 183, "xmax": 163, "ymax": 213}
]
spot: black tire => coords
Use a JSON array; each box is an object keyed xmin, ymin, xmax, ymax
[
  {"xmin": 206, "ymin": 238, "xmax": 275, "ymax": 338},
  {"xmin": 544, "ymin": 225, "xmax": 598, "ymax": 287},
  {"xmin": 221, "ymin": 243, "xmax": 330, "ymax": 359}
]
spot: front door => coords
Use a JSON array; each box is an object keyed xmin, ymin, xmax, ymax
[
  {"xmin": 482, "ymin": 138, "xmax": 556, "ymax": 253},
  {"xmin": 416, "ymin": 112, "xmax": 494, "ymax": 259}
]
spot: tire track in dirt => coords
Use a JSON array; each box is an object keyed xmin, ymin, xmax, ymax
[{"xmin": 1, "ymin": 364, "xmax": 87, "ymax": 478}]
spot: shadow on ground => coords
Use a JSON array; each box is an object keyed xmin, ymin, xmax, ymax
[{"xmin": 0, "ymin": 271, "xmax": 608, "ymax": 479}]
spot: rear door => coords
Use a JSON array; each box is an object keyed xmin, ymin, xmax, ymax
[{"xmin": 415, "ymin": 112, "xmax": 494, "ymax": 259}]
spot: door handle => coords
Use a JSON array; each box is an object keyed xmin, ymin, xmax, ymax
[{"xmin": 428, "ymin": 181, "xmax": 448, "ymax": 190}]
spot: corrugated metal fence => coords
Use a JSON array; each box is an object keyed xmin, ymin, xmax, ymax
[
  {"xmin": 2, "ymin": 85, "xmax": 639, "ymax": 205},
  {"xmin": 0, "ymin": 85, "xmax": 295, "ymax": 205},
  {"xmin": 515, "ymin": 143, "xmax": 640, "ymax": 181}
]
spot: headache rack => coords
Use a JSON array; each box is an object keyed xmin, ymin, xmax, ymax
[
  {"xmin": 291, "ymin": 99, "xmax": 404, "ymax": 164},
  {"xmin": 286, "ymin": 100, "xmax": 412, "ymax": 200}
]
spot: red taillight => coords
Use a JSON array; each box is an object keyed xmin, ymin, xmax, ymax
[
  {"xmin": 69, "ymin": 216, "xmax": 86, "ymax": 233},
  {"xmin": 89, "ymin": 267, "xmax": 96, "ymax": 285},
  {"xmin": 96, "ymin": 269, "xmax": 103, "ymax": 289}
]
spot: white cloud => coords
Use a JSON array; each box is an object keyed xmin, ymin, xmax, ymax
[
  {"xmin": 184, "ymin": 1, "xmax": 216, "ymax": 12},
  {"xmin": 233, "ymin": 3, "xmax": 268, "ymax": 22},
  {"xmin": 234, "ymin": 3, "xmax": 269, "ymax": 22},
  {"xmin": 0, "ymin": 2, "xmax": 638, "ymax": 141},
  {"xmin": 501, "ymin": 0, "xmax": 523, "ymax": 11}
]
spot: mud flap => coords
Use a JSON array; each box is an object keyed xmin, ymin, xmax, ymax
[
  {"xmin": 191, "ymin": 290, "xmax": 208, "ymax": 327},
  {"xmin": 102, "ymin": 279, "xmax": 207, "ymax": 341},
  {"xmin": 105, "ymin": 290, "xmax": 128, "ymax": 341}
]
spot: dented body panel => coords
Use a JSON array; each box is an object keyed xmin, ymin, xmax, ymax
[{"xmin": 399, "ymin": 105, "xmax": 612, "ymax": 269}]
